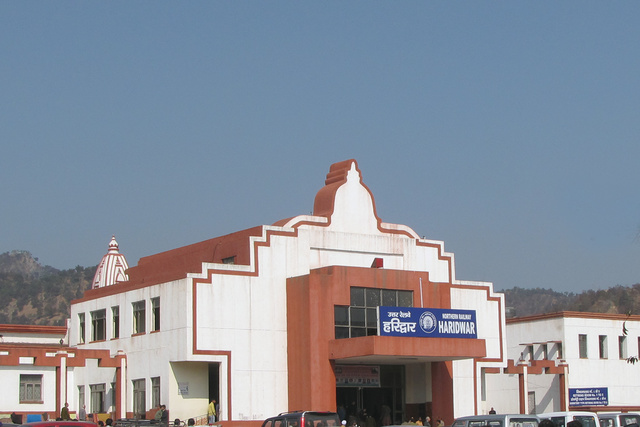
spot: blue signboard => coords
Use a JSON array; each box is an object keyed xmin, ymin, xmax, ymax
[
  {"xmin": 569, "ymin": 388, "xmax": 609, "ymax": 407},
  {"xmin": 377, "ymin": 306, "xmax": 477, "ymax": 338}
]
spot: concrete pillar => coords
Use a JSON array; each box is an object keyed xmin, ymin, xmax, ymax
[
  {"xmin": 560, "ymin": 365, "xmax": 568, "ymax": 411},
  {"xmin": 58, "ymin": 351, "xmax": 68, "ymax": 416},
  {"xmin": 518, "ymin": 365, "xmax": 528, "ymax": 414},
  {"xmin": 117, "ymin": 351, "xmax": 127, "ymax": 419}
]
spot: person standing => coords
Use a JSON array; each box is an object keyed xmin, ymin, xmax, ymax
[
  {"xmin": 155, "ymin": 405, "xmax": 164, "ymax": 422},
  {"xmin": 61, "ymin": 403, "xmax": 71, "ymax": 420},
  {"xmin": 160, "ymin": 405, "xmax": 169, "ymax": 427},
  {"xmin": 207, "ymin": 399, "xmax": 217, "ymax": 425},
  {"xmin": 78, "ymin": 405, "xmax": 87, "ymax": 421}
]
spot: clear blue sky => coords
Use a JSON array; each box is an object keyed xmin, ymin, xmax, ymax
[{"xmin": 2, "ymin": 2, "xmax": 640, "ymax": 293}]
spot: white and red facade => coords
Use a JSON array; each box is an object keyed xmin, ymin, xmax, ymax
[
  {"xmin": 0, "ymin": 323, "xmax": 124, "ymax": 422},
  {"xmin": 485, "ymin": 312, "xmax": 640, "ymax": 415},
  {"xmin": 66, "ymin": 160, "xmax": 507, "ymax": 425},
  {"xmin": 4, "ymin": 159, "xmax": 510, "ymax": 424},
  {"xmin": 4, "ymin": 160, "xmax": 640, "ymax": 424}
]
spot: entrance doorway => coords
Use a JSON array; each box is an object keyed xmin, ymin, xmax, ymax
[{"xmin": 336, "ymin": 365, "xmax": 404, "ymax": 425}]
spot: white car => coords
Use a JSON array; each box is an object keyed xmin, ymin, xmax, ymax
[
  {"xmin": 538, "ymin": 411, "xmax": 600, "ymax": 427},
  {"xmin": 598, "ymin": 413, "xmax": 640, "ymax": 427}
]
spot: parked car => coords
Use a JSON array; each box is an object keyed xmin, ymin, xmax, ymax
[
  {"xmin": 452, "ymin": 414, "xmax": 540, "ymax": 427},
  {"xmin": 598, "ymin": 413, "xmax": 640, "ymax": 427},
  {"xmin": 262, "ymin": 411, "xmax": 341, "ymax": 427},
  {"xmin": 538, "ymin": 411, "xmax": 600, "ymax": 427}
]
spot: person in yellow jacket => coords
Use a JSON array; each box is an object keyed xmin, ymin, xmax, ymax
[{"xmin": 207, "ymin": 399, "xmax": 217, "ymax": 425}]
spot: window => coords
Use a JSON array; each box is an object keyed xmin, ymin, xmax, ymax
[
  {"xmin": 152, "ymin": 297, "xmax": 160, "ymax": 332},
  {"xmin": 557, "ymin": 342, "xmax": 563, "ymax": 359},
  {"xmin": 91, "ymin": 309, "xmax": 106, "ymax": 342},
  {"xmin": 133, "ymin": 301, "xmax": 145, "ymax": 334},
  {"xmin": 112, "ymin": 306, "xmax": 120, "ymax": 339},
  {"xmin": 78, "ymin": 385, "xmax": 85, "ymax": 410},
  {"xmin": 20, "ymin": 374, "xmax": 42, "ymax": 403},
  {"xmin": 151, "ymin": 377, "xmax": 160, "ymax": 409},
  {"xmin": 132, "ymin": 379, "xmax": 146, "ymax": 417},
  {"xmin": 335, "ymin": 287, "xmax": 413, "ymax": 339},
  {"xmin": 527, "ymin": 345, "xmax": 534, "ymax": 361},
  {"xmin": 620, "ymin": 416, "xmax": 640, "ymax": 426},
  {"xmin": 79, "ymin": 313, "xmax": 86, "ymax": 344},
  {"xmin": 90, "ymin": 383, "xmax": 105, "ymax": 413},
  {"xmin": 111, "ymin": 382, "xmax": 116, "ymax": 408},
  {"xmin": 599, "ymin": 335, "xmax": 608, "ymax": 359},
  {"xmin": 579, "ymin": 334, "xmax": 588, "ymax": 359},
  {"xmin": 528, "ymin": 391, "xmax": 536, "ymax": 415},
  {"xmin": 222, "ymin": 256, "xmax": 236, "ymax": 264},
  {"xmin": 541, "ymin": 343, "xmax": 548, "ymax": 360},
  {"xmin": 619, "ymin": 336, "xmax": 628, "ymax": 359}
]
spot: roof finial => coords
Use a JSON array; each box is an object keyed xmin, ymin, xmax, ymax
[{"xmin": 108, "ymin": 235, "xmax": 120, "ymax": 253}]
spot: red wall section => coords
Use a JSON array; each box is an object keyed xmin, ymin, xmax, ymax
[
  {"xmin": 431, "ymin": 361, "xmax": 454, "ymax": 425},
  {"xmin": 286, "ymin": 265, "xmax": 485, "ymax": 416},
  {"xmin": 328, "ymin": 336, "xmax": 485, "ymax": 360}
]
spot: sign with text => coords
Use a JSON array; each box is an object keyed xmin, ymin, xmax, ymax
[
  {"xmin": 569, "ymin": 388, "xmax": 608, "ymax": 406},
  {"xmin": 377, "ymin": 307, "xmax": 477, "ymax": 338},
  {"xmin": 335, "ymin": 365, "xmax": 380, "ymax": 388},
  {"xmin": 178, "ymin": 382, "xmax": 189, "ymax": 396}
]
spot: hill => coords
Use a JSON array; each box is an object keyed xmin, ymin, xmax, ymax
[
  {"xmin": 501, "ymin": 284, "xmax": 640, "ymax": 318},
  {"xmin": 0, "ymin": 251, "xmax": 96, "ymax": 326},
  {"xmin": 1, "ymin": 250, "xmax": 639, "ymax": 325}
]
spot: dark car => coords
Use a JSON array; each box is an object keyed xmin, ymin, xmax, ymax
[{"xmin": 262, "ymin": 411, "xmax": 341, "ymax": 427}]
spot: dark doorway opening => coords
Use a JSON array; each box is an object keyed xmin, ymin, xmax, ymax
[
  {"xmin": 208, "ymin": 363, "xmax": 219, "ymax": 402},
  {"xmin": 336, "ymin": 365, "xmax": 404, "ymax": 425}
]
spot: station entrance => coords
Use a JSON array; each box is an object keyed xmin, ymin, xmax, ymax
[{"xmin": 335, "ymin": 365, "xmax": 406, "ymax": 425}]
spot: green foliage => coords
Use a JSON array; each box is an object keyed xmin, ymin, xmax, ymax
[
  {"xmin": 1, "ymin": 249, "xmax": 640, "ymax": 326},
  {"xmin": 0, "ymin": 251, "xmax": 96, "ymax": 326},
  {"xmin": 500, "ymin": 284, "xmax": 640, "ymax": 318}
]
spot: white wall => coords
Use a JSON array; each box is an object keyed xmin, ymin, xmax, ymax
[{"xmin": 0, "ymin": 366, "xmax": 57, "ymax": 413}]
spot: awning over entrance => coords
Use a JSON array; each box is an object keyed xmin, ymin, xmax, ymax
[{"xmin": 329, "ymin": 335, "xmax": 486, "ymax": 364}]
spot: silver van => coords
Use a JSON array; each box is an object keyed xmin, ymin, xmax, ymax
[
  {"xmin": 452, "ymin": 414, "xmax": 540, "ymax": 427},
  {"xmin": 598, "ymin": 413, "xmax": 640, "ymax": 427},
  {"xmin": 538, "ymin": 411, "xmax": 601, "ymax": 427}
]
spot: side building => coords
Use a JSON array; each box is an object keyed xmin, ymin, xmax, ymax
[
  {"xmin": 10, "ymin": 159, "xmax": 508, "ymax": 425},
  {"xmin": 0, "ymin": 323, "xmax": 124, "ymax": 422},
  {"xmin": 485, "ymin": 311, "xmax": 640, "ymax": 414}
]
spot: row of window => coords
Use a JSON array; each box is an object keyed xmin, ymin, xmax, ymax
[
  {"xmin": 579, "ymin": 333, "xmax": 631, "ymax": 360},
  {"xmin": 19, "ymin": 374, "xmax": 161, "ymax": 415},
  {"xmin": 19, "ymin": 375, "xmax": 114, "ymax": 411},
  {"xmin": 522, "ymin": 342, "xmax": 563, "ymax": 361},
  {"xmin": 334, "ymin": 287, "xmax": 413, "ymax": 339},
  {"xmin": 78, "ymin": 297, "xmax": 160, "ymax": 344},
  {"xmin": 78, "ymin": 383, "xmax": 114, "ymax": 413},
  {"xmin": 522, "ymin": 334, "xmax": 635, "ymax": 361},
  {"xmin": 132, "ymin": 377, "xmax": 161, "ymax": 416}
]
